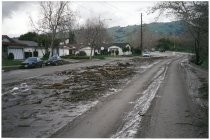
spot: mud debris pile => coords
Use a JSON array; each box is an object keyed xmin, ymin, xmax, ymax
[
  {"xmin": 2, "ymin": 61, "xmax": 135, "ymax": 137},
  {"xmin": 2, "ymin": 57, "xmax": 164, "ymax": 138}
]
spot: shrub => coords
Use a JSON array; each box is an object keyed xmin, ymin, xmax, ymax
[
  {"xmin": 42, "ymin": 52, "xmax": 50, "ymax": 60},
  {"xmin": 8, "ymin": 53, "xmax": 14, "ymax": 60},
  {"xmin": 122, "ymin": 47, "xmax": 129, "ymax": 52},
  {"xmin": 77, "ymin": 51, "xmax": 87, "ymax": 56},
  {"xmin": 94, "ymin": 52, "xmax": 98, "ymax": 56},
  {"xmin": 116, "ymin": 50, "xmax": 119, "ymax": 55},
  {"xmin": 132, "ymin": 48, "xmax": 141, "ymax": 55}
]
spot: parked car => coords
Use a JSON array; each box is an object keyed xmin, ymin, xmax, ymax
[
  {"xmin": 159, "ymin": 48, "xmax": 166, "ymax": 52},
  {"xmin": 143, "ymin": 51, "xmax": 151, "ymax": 57},
  {"xmin": 21, "ymin": 57, "xmax": 44, "ymax": 68},
  {"xmin": 45, "ymin": 55, "xmax": 63, "ymax": 66}
]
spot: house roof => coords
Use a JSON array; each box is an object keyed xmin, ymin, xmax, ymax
[
  {"xmin": 96, "ymin": 43, "xmax": 131, "ymax": 49},
  {"xmin": 109, "ymin": 43, "xmax": 130, "ymax": 48},
  {"xmin": 2, "ymin": 35, "xmax": 26, "ymax": 46},
  {"xmin": 2, "ymin": 35, "xmax": 42, "ymax": 48},
  {"xmin": 13, "ymin": 39, "xmax": 38, "ymax": 47}
]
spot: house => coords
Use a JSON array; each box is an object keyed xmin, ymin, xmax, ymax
[
  {"xmin": 2, "ymin": 35, "xmax": 45, "ymax": 60},
  {"xmin": 107, "ymin": 43, "xmax": 132, "ymax": 56},
  {"xmin": 76, "ymin": 46, "xmax": 94, "ymax": 56},
  {"xmin": 13, "ymin": 39, "xmax": 45, "ymax": 58},
  {"xmin": 74, "ymin": 44, "xmax": 94, "ymax": 56},
  {"xmin": 2, "ymin": 35, "xmax": 26, "ymax": 59},
  {"xmin": 52, "ymin": 45, "xmax": 71, "ymax": 56},
  {"xmin": 74, "ymin": 43, "xmax": 132, "ymax": 56}
]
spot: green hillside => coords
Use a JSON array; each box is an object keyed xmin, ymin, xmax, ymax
[{"xmin": 108, "ymin": 21, "xmax": 186, "ymax": 43}]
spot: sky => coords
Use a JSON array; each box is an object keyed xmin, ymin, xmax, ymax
[{"xmin": 2, "ymin": 1, "xmax": 176, "ymax": 37}]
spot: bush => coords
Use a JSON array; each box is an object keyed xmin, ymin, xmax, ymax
[
  {"xmin": 8, "ymin": 53, "xmax": 14, "ymax": 60},
  {"xmin": 61, "ymin": 55, "xmax": 89, "ymax": 59},
  {"xmin": 42, "ymin": 52, "xmax": 50, "ymax": 60},
  {"xmin": 132, "ymin": 48, "xmax": 142, "ymax": 55},
  {"xmin": 122, "ymin": 47, "xmax": 130, "ymax": 52},
  {"xmin": 94, "ymin": 52, "xmax": 98, "ymax": 56},
  {"xmin": 101, "ymin": 49, "xmax": 109, "ymax": 55},
  {"xmin": 77, "ymin": 51, "xmax": 87, "ymax": 56},
  {"xmin": 116, "ymin": 50, "xmax": 119, "ymax": 55}
]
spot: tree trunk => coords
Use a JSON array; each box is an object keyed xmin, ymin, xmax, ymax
[
  {"xmin": 194, "ymin": 31, "xmax": 201, "ymax": 65},
  {"xmin": 90, "ymin": 46, "xmax": 93, "ymax": 60}
]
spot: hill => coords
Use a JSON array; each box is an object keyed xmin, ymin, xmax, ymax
[{"xmin": 107, "ymin": 21, "xmax": 186, "ymax": 43}]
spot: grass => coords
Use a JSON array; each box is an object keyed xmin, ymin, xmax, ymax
[
  {"xmin": 61, "ymin": 55, "xmax": 90, "ymax": 60},
  {"xmin": 2, "ymin": 59, "xmax": 22, "ymax": 66},
  {"xmin": 61, "ymin": 55, "xmax": 108, "ymax": 60}
]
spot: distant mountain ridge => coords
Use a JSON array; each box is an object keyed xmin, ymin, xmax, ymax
[{"xmin": 107, "ymin": 21, "xmax": 186, "ymax": 43}]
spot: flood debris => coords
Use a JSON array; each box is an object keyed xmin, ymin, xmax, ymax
[{"xmin": 2, "ymin": 57, "xmax": 164, "ymax": 138}]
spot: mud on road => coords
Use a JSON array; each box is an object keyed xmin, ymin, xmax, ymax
[{"xmin": 2, "ymin": 57, "xmax": 164, "ymax": 138}]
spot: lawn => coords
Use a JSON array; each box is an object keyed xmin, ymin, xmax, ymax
[
  {"xmin": 2, "ymin": 59, "xmax": 22, "ymax": 66},
  {"xmin": 61, "ymin": 55, "xmax": 107, "ymax": 60}
]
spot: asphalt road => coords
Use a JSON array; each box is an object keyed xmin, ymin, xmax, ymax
[{"xmin": 52, "ymin": 56, "xmax": 176, "ymax": 138}]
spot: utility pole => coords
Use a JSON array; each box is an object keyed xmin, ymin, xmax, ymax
[{"xmin": 140, "ymin": 13, "xmax": 143, "ymax": 55}]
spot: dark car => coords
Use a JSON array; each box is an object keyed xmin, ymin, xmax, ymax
[
  {"xmin": 21, "ymin": 57, "xmax": 44, "ymax": 68},
  {"xmin": 45, "ymin": 55, "xmax": 63, "ymax": 66}
]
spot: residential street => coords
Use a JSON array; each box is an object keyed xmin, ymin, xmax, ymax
[{"xmin": 2, "ymin": 52, "xmax": 208, "ymax": 138}]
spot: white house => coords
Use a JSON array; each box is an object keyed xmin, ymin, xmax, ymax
[
  {"xmin": 52, "ymin": 46, "xmax": 70, "ymax": 56},
  {"xmin": 75, "ymin": 46, "xmax": 94, "ymax": 56},
  {"xmin": 74, "ymin": 43, "xmax": 132, "ymax": 56},
  {"xmin": 2, "ymin": 35, "xmax": 45, "ymax": 60},
  {"xmin": 14, "ymin": 39, "xmax": 46, "ymax": 58},
  {"xmin": 107, "ymin": 43, "xmax": 132, "ymax": 56}
]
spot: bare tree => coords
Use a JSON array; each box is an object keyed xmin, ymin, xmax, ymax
[
  {"xmin": 30, "ymin": 1, "xmax": 75, "ymax": 57},
  {"xmin": 126, "ymin": 27, "xmax": 160, "ymax": 50},
  {"xmin": 150, "ymin": 1, "xmax": 208, "ymax": 64},
  {"xmin": 77, "ymin": 18, "xmax": 112, "ymax": 59}
]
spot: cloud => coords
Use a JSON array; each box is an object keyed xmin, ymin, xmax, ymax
[
  {"xmin": 2, "ymin": 1, "xmax": 175, "ymax": 37},
  {"xmin": 2, "ymin": 1, "xmax": 38, "ymax": 20}
]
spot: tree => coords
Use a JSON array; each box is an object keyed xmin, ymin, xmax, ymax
[
  {"xmin": 126, "ymin": 26, "xmax": 160, "ymax": 51},
  {"xmin": 150, "ymin": 1, "xmax": 208, "ymax": 65},
  {"xmin": 19, "ymin": 32, "xmax": 38, "ymax": 41},
  {"xmin": 156, "ymin": 38, "xmax": 173, "ymax": 51},
  {"xmin": 30, "ymin": 1, "xmax": 75, "ymax": 57},
  {"xmin": 77, "ymin": 18, "xmax": 112, "ymax": 59}
]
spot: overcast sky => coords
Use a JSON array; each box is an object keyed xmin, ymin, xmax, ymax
[{"xmin": 2, "ymin": 1, "xmax": 176, "ymax": 37}]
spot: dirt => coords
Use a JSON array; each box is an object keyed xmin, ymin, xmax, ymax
[{"xmin": 2, "ymin": 57, "xmax": 164, "ymax": 138}]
